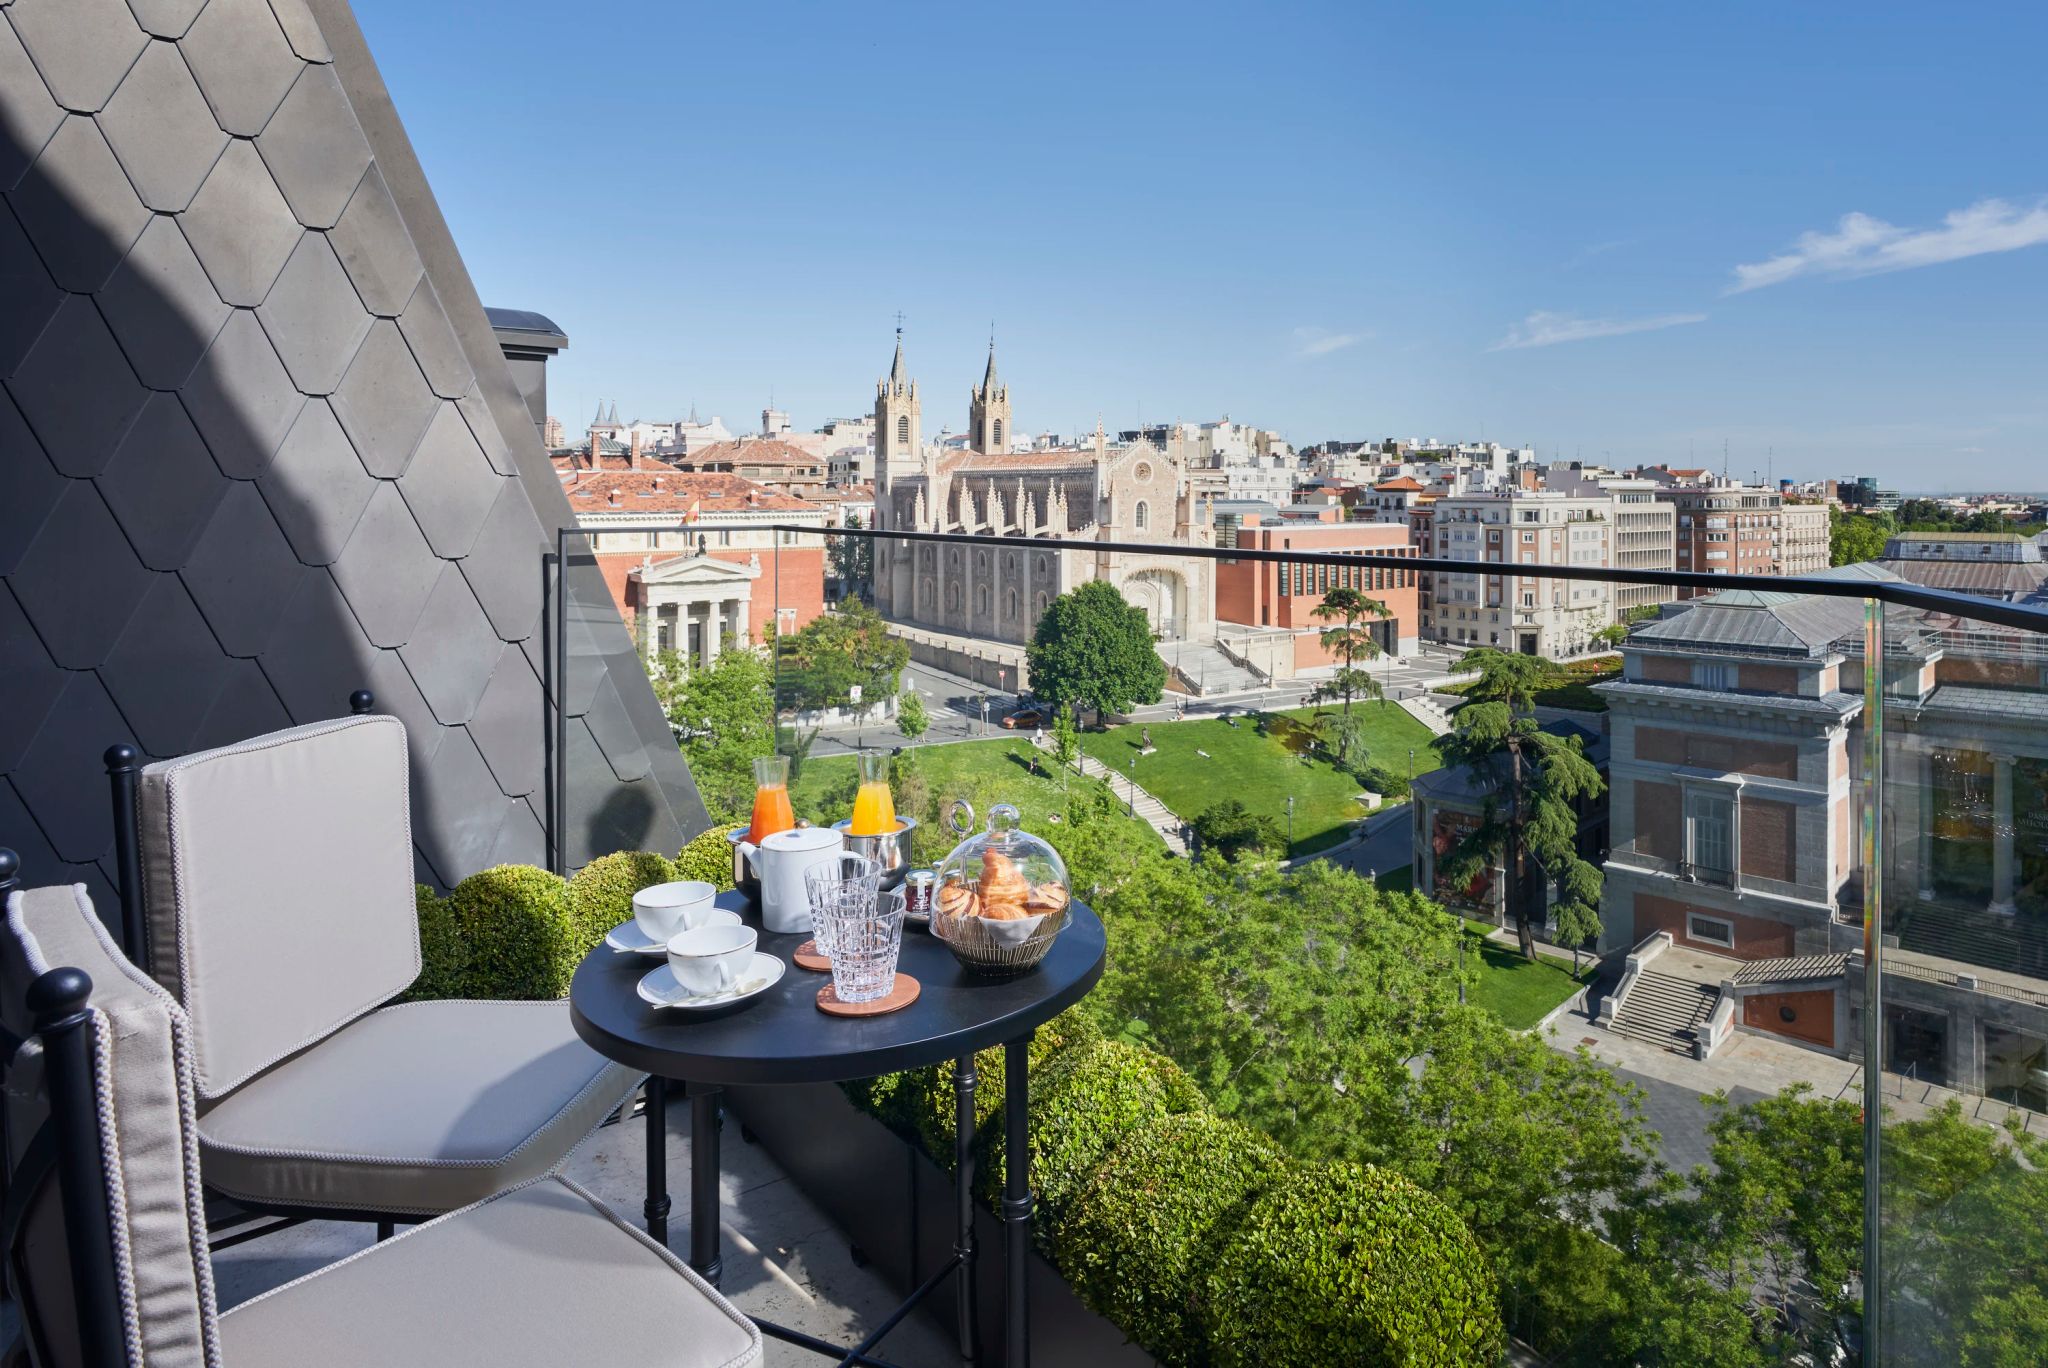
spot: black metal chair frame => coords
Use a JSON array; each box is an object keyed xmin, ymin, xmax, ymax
[{"xmin": 1, "ymin": 948, "xmax": 129, "ymax": 1368}]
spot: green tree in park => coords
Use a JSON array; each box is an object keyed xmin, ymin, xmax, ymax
[
  {"xmin": 1433, "ymin": 648, "xmax": 1606, "ymax": 960},
  {"xmin": 1313, "ymin": 708, "xmax": 1374, "ymax": 774},
  {"xmin": 1591, "ymin": 620, "xmax": 1631, "ymax": 651},
  {"xmin": 828, "ymin": 512, "xmax": 874, "ymax": 599},
  {"xmin": 1049, "ymin": 702, "xmax": 1081, "ymax": 786},
  {"xmin": 1550, "ymin": 898, "xmax": 1602, "ymax": 973},
  {"xmin": 646, "ymin": 647, "xmax": 774, "ymax": 822},
  {"xmin": 1829, "ymin": 506, "xmax": 1895, "ymax": 566},
  {"xmin": 1307, "ymin": 585, "xmax": 1391, "ymax": 725},
  {"xmin": 895, "ymin": 686, "xmax": 928, "ymax": 748},
  {"xmin": 1026, "ymin": 581, "xmax": 1167, "ymax": 726},
  {"xmin": 776, "ymin": 597, "xmax": 909, "ymax": 717},
  {"xmin": 1191, "ymin": 799, "xmax": 1283, "ymax": 861}
]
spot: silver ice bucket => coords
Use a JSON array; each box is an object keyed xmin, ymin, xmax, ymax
[{"xmin": 830, "ymin": 816, "xmax": 919, "ymax": 891}]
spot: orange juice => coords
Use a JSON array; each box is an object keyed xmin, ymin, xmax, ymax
[
  {"xmin": 748, "ymin": 784, "xmax": 795, "ymax": 844},
  {"xmin": 849, "ymin": 781, "xmax": 896, "ymax": 836},
  {"xmin": 747, "ymin": 755, "xmax": 795, "ymax": 843}
]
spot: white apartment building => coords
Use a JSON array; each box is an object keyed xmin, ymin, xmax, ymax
[
  {"xmin": 1428, "ymin": 491, "xmax": 1616, "ymax": 656},
  {"xmin": 1548, "ymin": 471, "xmax": 1678, "ymax": 616},
  {"xmin": 1778, "ymin": 502, "xmax": 1830, "ymax": 577}
]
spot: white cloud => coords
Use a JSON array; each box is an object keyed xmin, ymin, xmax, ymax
[
  {"xmin": 1291, "ymin": 327, "xmax": 1364, "ymax": 358},
  {"xmin": 1727, "ymin": 198, "xmax": 2048, "ymax": 294},
  {"xmin": 1488, "ymin": 310, "xmax": 1706, "ymax": 352}
]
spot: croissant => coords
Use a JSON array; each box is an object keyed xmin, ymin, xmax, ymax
[
  {"xmin": 936, "ymin": 882, "xmax": 981, "ymax": 921},
  {"xmin": 1024, "ymin": 883, "xmax": 1069, "ymax": 915},
  {"xmin": 980, "ymin": 850, "xmax": 1031, "ymax": 919}
]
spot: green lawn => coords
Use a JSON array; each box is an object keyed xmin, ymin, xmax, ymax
[
  {"xmin": 787, "ymin": 738, "xmax": 1156, "ymax": 851},
  {"xmin": 1077, "ymin": 702, "xmax": 1440, "ymax": 857},
  {"xmin": 1458, "ymin": 921, "xmax": 1587, "ymax": 1030}
]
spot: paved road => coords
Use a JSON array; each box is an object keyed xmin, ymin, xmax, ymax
[{"xmin": 1613, "ymin": 1066, "xmax": 1767, "ymax": 1176}]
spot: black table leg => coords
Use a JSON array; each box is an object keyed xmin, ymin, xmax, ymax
[
  {"xmin": 691, "ymin": 1083, "xmax": 725, "ymax": 1287},
  {"xmin": 644, "ymin": 1076, "xmax": 671, "ymax": 1246},
  {"xmin": 954, "ymin": 1053, "xmax": 979, "ymax": 1365},
  {"xmin": 1003, "ymin": 1032, "xmax": 1034, "ymax": 1368}
]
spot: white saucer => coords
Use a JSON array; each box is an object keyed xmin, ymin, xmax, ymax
[
  {"xmin": 637, "ymin": 953, "xmax": 785, "ymax": 1011},
  {"xmin": 606, "ymin": 911, "xmax": 741, "ymax": 955}
]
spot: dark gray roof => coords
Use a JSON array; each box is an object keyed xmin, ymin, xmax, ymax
[
  {"xmin": 1877, "ymin": 558, "xmax": 2048, "ymax": 600},
  {"xmin": 1921, "ymin": 686, "xmax": 2048, "ymax": 724},
  {"xmin": 484, "ymin": 306, "xmax": 564, "ymax": 336}
]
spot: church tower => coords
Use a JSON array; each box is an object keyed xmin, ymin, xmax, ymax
[
  {"xmin": 969, "ymin": 343, "xmax": 1011, "ymax": 455},
  {"xmin": 874, "ymin": 326, "xmax": 920, "ymax": 493}
]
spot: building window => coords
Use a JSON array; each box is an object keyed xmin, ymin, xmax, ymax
[
  {"xmin": 1686, "ymin": 790, "xmax": 1734, "ymax": 882},
  {"xmin": 1134, "ymin": 500, "xmax": 1149, "ymax": 530},
  {"xmin": 1696, "ymin": 662, "xmax": 1735, "ymax": 690},
  {"xmin": 895, "ymin": 416, "xmax": 909, "ymax": 446},
  {"xmin": 1686, "ymin": 912, "xmax": 1735, "ymax": 948},
  {"xmin": 992, "ymin": 419, "xmax": 1004, "ymax": 448}
]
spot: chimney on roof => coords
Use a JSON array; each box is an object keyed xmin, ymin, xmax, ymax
[
  {"xmin": 653, "ymin": 474, "xmax": 664, "ymax": 491},
  {"xmin": 587, "ymin": 430, "xmax": 600, "ymax": 469},
  {"xmin": 607, "ymin": 488, "xmax": 620, "ymax": 507},
  {"xmin": 630, "ymin": 429, "xmax": 645, "ymax": 469},
  {"xmin": 747, "ymin": 489, "xmax": 760, "ymax": 506}
]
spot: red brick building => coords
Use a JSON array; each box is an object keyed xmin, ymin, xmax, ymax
[
  {"xmin": 553, "ymin": 450, "xmax": 829, "ymax": 652},
  {"xmin": 1215, "ymin": 517, "xmax": 1420, "ymax": 668}
]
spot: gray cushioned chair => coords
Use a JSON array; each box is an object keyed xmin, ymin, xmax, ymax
[
  {"xmin": 130, "ymin": 715, "xmax": 641, "ymax": 1219},
  {"xmin": 2, "ymin": 883, "xmax": 760, "ymax": 1368}
]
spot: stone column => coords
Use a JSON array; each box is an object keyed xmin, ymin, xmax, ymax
[
  {"xmin": 1991, "ymin": 753, "xmax": 2016, "ymax": 915},
  {"xmin": 705, "ymin": 599, "xmax": 723, "ymax": 667}
]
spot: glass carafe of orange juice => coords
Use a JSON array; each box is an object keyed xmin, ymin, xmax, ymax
[
  {"xmin": 747, "ymin": 755, "xmax": 795, "ymax": 844},
  {"xmin": 848, "ymin": 752, "xmax": 897, "ymax": 836}
]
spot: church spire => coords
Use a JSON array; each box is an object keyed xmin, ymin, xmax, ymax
[{"xmin": 981, "ymin": 330, "xmax": 999, "ymax": 392}]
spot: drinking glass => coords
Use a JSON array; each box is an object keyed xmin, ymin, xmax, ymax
[
  {"xmin": 819, "ymin": 878, "xmax": 904, "ymax": 1004},
  {"xmin": 804, "ymin": 852, "xmax": 882, "ymax": 959}
]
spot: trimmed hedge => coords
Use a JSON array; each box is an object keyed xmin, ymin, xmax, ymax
[
  {"xmin": 567, "ymin": 849, "xmax": 678, "ymax": 941},
  {"xmin": 1058, "ymin": 1112, "xmax": 1283, "ymax": 1365},
  {"xmin": 444, "ymin": 864, "xmax": 579, "ymax": 999},
  {"xmin": 1201, "ymin": 1161, "xmax": 1503, "ymax": 1368},
  {"xmin": 878, "ymin": 1009, "xmax": 1102, "ymax": 1162},
  {"xmin": 674, "ymin": 822, "xmax": 745, "ymax": 891},
  {"xmin": 977, "ymin": 1036, "xmax": 1205, "ymax": 1218},
  {"xmin": 406, "ymin": 883, "xmax": 468, "ymax": 1002}
]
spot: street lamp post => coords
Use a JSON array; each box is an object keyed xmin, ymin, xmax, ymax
[
  {"xmin": 1127, "ymin": 755, "xmax": 1136, "ymax": 816},
  {"xmin": 1285, "ymin": 794, "xmax": 1295, "ymax": 850},
  {"xmin": 977, "ymin": 693, "xmax": 988, "ymax": 736},
  {"xmin": 1408, "ymin": 747, "xmax": 1415, "ymax": 783}
]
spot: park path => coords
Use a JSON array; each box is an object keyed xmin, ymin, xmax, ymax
[{"xmin": 1032, "ymin": 737, "xmax": 1190, "ymax": 857}]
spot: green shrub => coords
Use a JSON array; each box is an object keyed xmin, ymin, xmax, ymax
[
  {"xmin": 978, "ymin": 1036, "xmax": 1204, "ymax": 1218},
  {"xmin": 405, "ymin": 883, "xmax": 469, "ymax": 1001},
  {"xmin": 567, "ymin": 850, "xmax": 677, "ymax": 942},
  {"xmin": 1200, "ymin": 1161, "xmax": 1504, "ymax": 1368},
  {"xmin": 1059, "ymin": 1112, "xmax": 1284, "ymax": 1365},
  {"xmin": 674, "ymin": 822, "xmax": 745, "ymax": 892},
  {"xmin": 893, "ymin": 1008, "xmax": 1101, "ymax": 1161},
  {"xmin": 445, "ymin": 865, "xmax": 578, "ymax": 999}
]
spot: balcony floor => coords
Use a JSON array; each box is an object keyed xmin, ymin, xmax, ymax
[{"xmin": 210, "ymin": 1098, "xmax": 955, "ymax": 1366}]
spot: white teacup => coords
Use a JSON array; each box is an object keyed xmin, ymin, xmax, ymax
[
  {"xmin": 632, "ymin": 881, "xmax": 718, "ymax": 942},
  {"xmin": 666, "ymin": 924, "xmax": 758, "ymax": 998}
]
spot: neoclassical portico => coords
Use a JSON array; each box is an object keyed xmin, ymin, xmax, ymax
[{"xmin": 631, "ymin": 552, "xmax": 761, "ymax": 667}]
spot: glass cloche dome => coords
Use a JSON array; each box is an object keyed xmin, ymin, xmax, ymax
[{"xmin": 930, "ymin": 804, "xmax": 1070, "ymax": 972}]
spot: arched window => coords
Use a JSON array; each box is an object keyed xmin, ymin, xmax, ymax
[
  {"xmin": 1134, "ymin": 500, "xmax": 1149, "ymax": 530},
  {"xmin": 975, "ymin": 586, "xmax": 989, "ymax": 614},
  {"xmin": 1004, "ymin": 590, "xmax": 1018, "ymax": 619},
  {"xmin": 895, "ymin": 416, "xmax": 909, "ymax": 446},
  {"xmin": 1035, "ymin": 592, "xmax": 1048, "ymax": 617},
  {"xmin": 992, "ymin": 419, "xmax": 1004, "ymax": 448}
]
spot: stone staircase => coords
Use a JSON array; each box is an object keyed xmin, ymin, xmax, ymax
[
  {"xmin": 1608, "ymin": 969, "xmax": 1718, "ymax": 1055},
  {"xmin": 1400, "ymin": 694, "xmax": 1455, "ymax": 737},
  {"xmin": 1156, "ymin": 641, "xmax": 1264, "ymax": 696},
  {"xmin": 1035, "ymin": 739, "xmax": 1189, "ymax": 856}
]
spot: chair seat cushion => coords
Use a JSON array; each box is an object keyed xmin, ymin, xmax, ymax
[
  {"xmin": 218, "ymin": 1176, "xmax": 761, "ymax": 1368},
  {"xmin": 197, "ymin": 998, "xmax": 640, "ymax": 1215}
]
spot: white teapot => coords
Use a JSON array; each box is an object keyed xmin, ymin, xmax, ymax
[{"xmin": 737, "ymin": 825, "xmax": 845, "ymax": 933}]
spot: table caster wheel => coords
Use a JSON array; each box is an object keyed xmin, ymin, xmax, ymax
[
  {"xmin": 739, "ymin": 1122, "xmax": 758, "ymax": 1145},
  {"xmin": 849, "ymin": 1243, "xmax": 870, "ymax": 1268}
]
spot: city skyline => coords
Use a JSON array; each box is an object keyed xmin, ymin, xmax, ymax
[{"xmin": 358, "ymin": 1, "xmax": 2048, "ymax": 488}]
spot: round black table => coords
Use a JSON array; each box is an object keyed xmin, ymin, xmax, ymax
[{"xmin": 571, "ymin": 889, "xmax": 1105, "ymax": 1368}]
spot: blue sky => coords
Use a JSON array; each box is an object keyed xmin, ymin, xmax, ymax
[{"xmin": 357, "ymin": 1, "xmax": 2048, "ymax": 489}]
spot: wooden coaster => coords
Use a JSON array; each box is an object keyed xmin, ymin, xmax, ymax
[
  {"xmin": 792, "ymin": 939, "xmax": 831, "ymax": 972},
  {"xmin": 816, "ymin": 973, "xmax": 921, "ymax": 1018}
]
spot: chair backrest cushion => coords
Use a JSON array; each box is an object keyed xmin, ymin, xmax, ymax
[
  {"xmin": 138, "ymin": 715, "xmax": 421, "ymax": 1100},
  {"xmin": 4, "ymin": 885, "xmax": 221, "ymax": 1368}
]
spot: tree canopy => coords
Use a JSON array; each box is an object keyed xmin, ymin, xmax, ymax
[
  {"xmin": 647, "ymin": 646, "xmax": 774, "ymax": 822},
  {"xmin": 775, "ymin": 597, "xmax": 909, "ymax": 715},
  {"xmin": 1026, "ymin": 580, "xmax": 1168, "ymax": 723}
]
